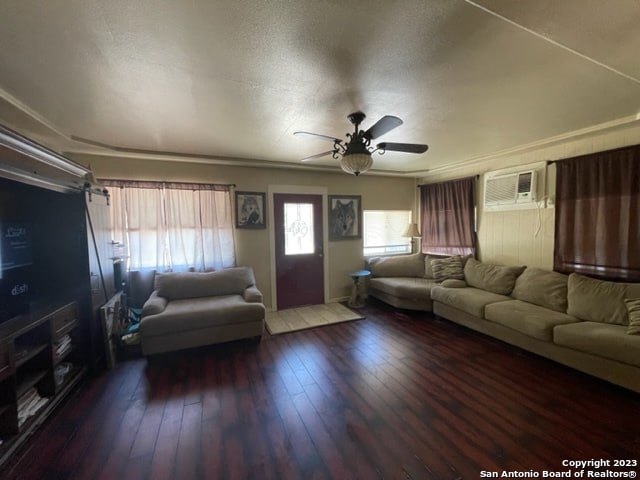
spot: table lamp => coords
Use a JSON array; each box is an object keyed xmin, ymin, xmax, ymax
[{"xmin": 402, "ymin": 223, "xmax": 421, "ymax": 253}]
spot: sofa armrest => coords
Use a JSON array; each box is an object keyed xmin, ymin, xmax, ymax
[
  {"xmin": 142, "ymin": 290, "xmax": 169, "ymax": 316},
  {"xmin": 243, "ymin": 285, "xmax": 263, "ymax": 303}
]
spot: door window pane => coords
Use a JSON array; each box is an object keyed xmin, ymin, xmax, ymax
[{"xmin": 284, "ymin": 203, "xmax": 314, "ymax": 255}]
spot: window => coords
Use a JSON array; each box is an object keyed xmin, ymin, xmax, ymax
[
  {"xmin": 104, "ymin": 180, "xmax": 236, "ymax": 272},
  {"xmin": 554, "ymin": 145, "xmax": 640, "ymax": 281},
  {"xmin": 419, "ymin": 176, "xmax": 477, "ymax": 256},
  {"xmin": 283, "ymin": 202, "xmax": 315, "ymax": 255},
  {"xmin": 363, "ymin": 210, "xmax": 412, "ymax": 256}
]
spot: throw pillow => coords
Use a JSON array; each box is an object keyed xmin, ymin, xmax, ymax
[
  {"xmin": 430, "ymin": 255, "xmax": 464, "ymax": 282},
  {"xmin": 625, "ymin": 298, "xmax": 640, "ymax": 335},
  {"xmin": 463, "ymin": 258, "xmax": 526, "ymax": 295},
  {"xmin": 424, "ymin": 254, "xmax": 448, "ymax": 279},
  {"xmin": 424, "ymin": 253, "xmax": 473, "ymax": 279}
]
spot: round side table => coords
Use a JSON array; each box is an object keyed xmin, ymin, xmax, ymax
[{"xmin": 348, "ymin": 270, "xmax": 371, "ymax": 308}]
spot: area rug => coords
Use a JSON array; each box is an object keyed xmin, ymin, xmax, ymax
[{"xmin": 265, "ymin": 303, "xmax": 365, "ymax": 335}]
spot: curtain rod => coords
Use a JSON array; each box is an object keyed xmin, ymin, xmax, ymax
[
  {"xmin": 417, "ymin": 174, "xmax": 479, "ymax": 187},
  {"xmin": 100, "ymin": 178, "xmax": 236, "ymax": 190}
]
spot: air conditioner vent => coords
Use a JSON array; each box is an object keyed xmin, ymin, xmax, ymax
[
  {"xmin": 484, "ymin": 170, "xmax": 536, "ymax": 208},
  {"xmin": 485, "ymin": 175, "xmax": 518, "ymax": 204}
]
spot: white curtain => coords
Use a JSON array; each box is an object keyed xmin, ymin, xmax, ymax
[{"xmin": 106, "ymin": 181, "xmax": 236, "ymax": 272}]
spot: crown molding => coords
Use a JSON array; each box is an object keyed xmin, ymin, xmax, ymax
[{"xmin": 423, "ymin": 114, "xmax": 640, "ymax": 177}]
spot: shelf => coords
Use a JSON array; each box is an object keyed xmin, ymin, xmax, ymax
[
  {"xmin": 15, "ymin": 344, "xmax": 48, "ymax": 368},
  {"xmin": 53, "ymin": 345, "xmax": 74, "ymax": 366},
  {"xmin": 55, "ymin": 365, "xmax": 83, "ymax": 394},
  {"xmin": 53, "ymin": 320, "xmax": 78, "ymax": 340},
  {"xmin": 16, "ymin": 371, "xmax": 48, "ymax": 400},
  {"xmin": 0, "ymin": 299, "xmax": 86, "ymax": 467}
]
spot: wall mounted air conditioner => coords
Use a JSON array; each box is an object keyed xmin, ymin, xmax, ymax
[{"xmin": 484, "ymin": 170, "xmax": 536, "ymax": 208}]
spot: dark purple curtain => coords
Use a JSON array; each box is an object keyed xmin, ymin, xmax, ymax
[
  {"xmin": 419, "ymin": 176, "xmax": 477, "ymax": 256},
  {"xmin": 554, "ymin": 144, "xmax": 640, "ymax": 281}
]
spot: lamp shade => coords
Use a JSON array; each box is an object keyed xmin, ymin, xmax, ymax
[
  {"xmin": 402, "ymin": 223, "xmax": 421, "ymax": 237},
  {"xmin": 340, "ymin": 152, "xmax": 373, "ymax": 176}
]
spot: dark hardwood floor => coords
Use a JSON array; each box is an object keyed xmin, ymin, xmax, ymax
[{"xmin": 2, "ymin": 300, "xmax": 639, "ymax": 479}]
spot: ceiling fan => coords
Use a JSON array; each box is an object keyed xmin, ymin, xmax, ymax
[{"xmin": 294, "ymin": 111, "xmax": 428, "ymax": 175}]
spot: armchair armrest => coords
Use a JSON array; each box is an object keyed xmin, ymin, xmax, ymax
[
  {"xmin": 243, "ymin": 285, "xmax": 263, "ymax": 303},
  {"xmin": 142, "ymin": 290, "xmax": 169, "ymax": 316}
]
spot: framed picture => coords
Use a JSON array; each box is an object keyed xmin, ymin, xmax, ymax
[
  {"xmin": 328, "ymin": 195, "xmax": 362, "ymax": 240},
  {"xmin": 236, "ymin": 191, "xmax": 266, "ymax": 229}
]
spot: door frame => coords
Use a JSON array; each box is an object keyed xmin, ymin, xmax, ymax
[{"xmin": 267, "ymin": 184, "xmax": 329, "ymax": 311}]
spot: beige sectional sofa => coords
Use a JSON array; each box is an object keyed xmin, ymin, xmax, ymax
[
  {"xmin": 140, "ymin": 266, "xmax": 265, "ymax": 355},
  {"xmin": 367, "ymin": 253, "xmax": 640, "ymax": 393},
  {"xmin": 366, "ymin": 252, "xmax": 464, "ymax": 311}
]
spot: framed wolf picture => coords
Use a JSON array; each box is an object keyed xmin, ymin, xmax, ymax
[
  {"xmin": 236, "ymin": 191, "xmax": 266, "ymax": 229},
  {"xmin": 328, "ymin": 195, "xmax": 362, "ymax": 240}
]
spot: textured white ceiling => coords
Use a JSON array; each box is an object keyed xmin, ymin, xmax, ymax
[{"xmin": 0, "ymin": 0, "xmax": 639, "ymax": 176}]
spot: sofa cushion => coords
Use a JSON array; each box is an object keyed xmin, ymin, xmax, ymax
[
  {"xmin": 626, "ymin": 298, "xmax": 640, "ymax": 335},
  {"xmin": 485, "ymin": 300, "xmax": 579, "ymax": 341},
  {"xmin": 441, "ymin": 279, "xmax": 467, "ymax": 288},
  {"xmin": 431, "ymin": 286, "xmax": 511, "ymax": 318},
  {"xmin": 430, "ymin": 255, "xmax": 465, "ymax": 282},
  {"xmin": 155, "ymin": 267, "xmax": 255, "ymax": 300},
  {"xmin": 369, "ymin": 277, "xmax": 437, "ymax": 301},
  {"xmin": 463, "ymin": 258, "xmax": 525, "ymax": 295},
  {"xmin": 141, "ymin": 294, "xmax": 265, "ymax": 337},
  {"xmin": 511, "ymin": 267, "xmax": 568, "ymax": 313},
  {"xmin": 553, "ymin": 321, "xmax": 640, "ymax": 368},
  {"xmin": 567, "ymin": 273, "xmax": 640, "ymax": 326},
  {"xmin": 369, "ymin": 253, "xmax": 425, "ymax": 278}
]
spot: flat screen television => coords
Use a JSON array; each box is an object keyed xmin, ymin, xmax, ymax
[
  {"xmin": 0, "ymin": 176, "xmax": 88, "ymax": 324},
  {"xmin": 0, "ymin": 221, "xmax": 34, "ymax": 321}
]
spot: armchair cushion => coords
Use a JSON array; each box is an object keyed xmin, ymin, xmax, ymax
[
  {"xmin": 244, "ymin": 285, "xmax": 264, "ymax": 303},
  {"xmin": 155, "ymin": 267, "xmax": 255, "ymax": 300},
  {"xmin": 142, "ymin": 291, "xmax": 168, "ymax": 316}
]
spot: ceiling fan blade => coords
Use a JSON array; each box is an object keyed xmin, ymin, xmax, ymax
[
  {"xmin": 377, "ymin": 142, "xmax": 429, "ymax": 154},
  {"xmin": 294, "ymin": 131, "xmax": 342, "ymax": 143},
  {"xmin": 364, "ymin": 116, "xmax": 403, "ymax": 140},
  {"xmin": 301, "ymin": 150, "xmax": 336, "ymax": 162}
]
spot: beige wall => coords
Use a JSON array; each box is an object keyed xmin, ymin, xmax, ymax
[
  {"xmin": 72, "ymin": 121, "xmax": 640, "ymax": 307},
  {"xmin": 420, "ymin": 123, "xmax": 640, "ymax": 269},
  {"xmin": 72, "ymin": 154, "xmax": 416, "ymax": 309}
]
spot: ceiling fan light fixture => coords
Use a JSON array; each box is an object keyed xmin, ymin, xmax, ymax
[
  {"xmin": 340, "ymin": 152, "xmax": 372, "ymax": 176},
  {"xmin": 296, "ymin": 111, "xmax": 428, "ymax": 175}
]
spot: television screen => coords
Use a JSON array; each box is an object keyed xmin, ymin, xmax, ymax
[
  {"xmin": 1, "ymin": 222, "xmax": 33, "ymax": 271},
  {"xmin": 0, "ymin": 176, "xmax": 89, "ymax": 323},
  {"xmin": 0, "ymin": 222, "xmax": 34, "ymax": 321}
]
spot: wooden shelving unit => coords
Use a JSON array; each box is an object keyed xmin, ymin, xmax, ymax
[{"xmin": 0, "ymin": 300, "xmax": 86, "ymax": 465}]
